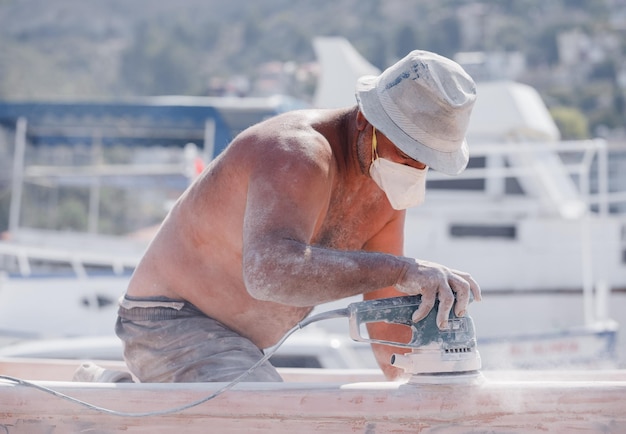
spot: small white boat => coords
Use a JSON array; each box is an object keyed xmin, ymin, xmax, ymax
[{"xmin": 0, "ymin": 231, "xmax": 142, "ymax": 345}]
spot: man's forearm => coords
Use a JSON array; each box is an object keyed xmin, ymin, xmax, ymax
[{"xmin": 243, "ymin": 239, "xmax": 409, "ymax": 306}]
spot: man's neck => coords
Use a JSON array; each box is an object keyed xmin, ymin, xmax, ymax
[{"xmin": 328, "ymin": 107, "xmax": 365, "ymax": 178}]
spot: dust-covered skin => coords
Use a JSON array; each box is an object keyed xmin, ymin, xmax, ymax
[{"xmin": 126, "ymin": 106, "xmax": 481, "ymax": 379}]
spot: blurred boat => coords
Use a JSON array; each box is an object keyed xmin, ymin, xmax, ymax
[{"xmin": 0, "ymin": 38, "xmax": 625, "ymax": 371}]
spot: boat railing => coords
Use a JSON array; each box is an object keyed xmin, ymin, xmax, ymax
[
  {"xmin": 0, "ymin": 241, "xmax": 138, "ymax": 278},
  {"xmin": 426, "ymin": 138, "xmax": 625, "ymax": 219}
]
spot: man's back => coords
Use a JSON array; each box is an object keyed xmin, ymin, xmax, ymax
[{"xmin": 125, "ymin": 107, "xmax": 397, "ymax": 348}]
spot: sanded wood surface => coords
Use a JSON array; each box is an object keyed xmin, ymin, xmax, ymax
[{"xmin": 1, "ymin": 361, "xmax": 625, "ymax": 433}]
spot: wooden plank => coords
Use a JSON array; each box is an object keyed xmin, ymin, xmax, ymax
[{"xmin": 1, "ymin": 372, "xmax": 626, "ymax": 433}]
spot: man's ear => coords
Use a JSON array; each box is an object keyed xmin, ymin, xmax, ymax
[{"xmin": 356, "ymin": 110, "xmax": 369, "ymax": 131}]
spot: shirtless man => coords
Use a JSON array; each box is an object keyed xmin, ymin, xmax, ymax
[{"xmin": 116, "ymin": 50, "xmax": 481, "ymax": 382}]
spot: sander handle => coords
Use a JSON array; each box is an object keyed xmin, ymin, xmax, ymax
[
  {"xmin": 347, "ymin": 295, "xmax": 475, "ymax": 349},
  {"xmin": 347, "ymin": 295, "xmax": 425, "ymax": 348}
]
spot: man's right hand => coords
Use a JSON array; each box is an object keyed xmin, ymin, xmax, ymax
[{"xmin": 394, "ymin": 259, "xmax": 481, "ymax": 330}]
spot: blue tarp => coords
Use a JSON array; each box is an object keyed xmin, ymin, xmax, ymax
[{"xmin": 0, "ymin": 96, "xmax": 305, "ymax": 157}]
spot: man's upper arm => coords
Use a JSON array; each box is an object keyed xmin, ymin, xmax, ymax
[
  {"xmin": 240, "ymin": 135, "xmax": 333, "ymax": 299},
  {"xmin": 242, "ymin": 138, "xmax": 332, "ymax": 247}
]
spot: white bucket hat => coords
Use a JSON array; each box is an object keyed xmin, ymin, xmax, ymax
[{"xmin": 356, "ymin": 50, "xmax": 476, "ymax": 175}]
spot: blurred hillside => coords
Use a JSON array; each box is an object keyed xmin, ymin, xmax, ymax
[{"xmin": 0, "ymin": 0, "xmax": 625, "ymax": 138}]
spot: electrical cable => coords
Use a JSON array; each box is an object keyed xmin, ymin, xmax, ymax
[{"xmin": 0, "ymin": 307, "xmax": 350, "ymax": 417}]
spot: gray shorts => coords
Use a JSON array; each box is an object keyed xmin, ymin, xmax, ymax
[{"xmin": 115, "ymin": 295, "xmax": 283, "ymax": 383}]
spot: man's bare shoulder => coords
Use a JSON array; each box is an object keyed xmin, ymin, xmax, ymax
[{"xmin": 230, "ymin": 109, "xmax": 342, "ymax": 173}]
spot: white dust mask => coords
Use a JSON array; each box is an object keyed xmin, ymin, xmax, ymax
[{"xmin": 369, "ymin": 127, "xmax": 428, "ymax": 210}]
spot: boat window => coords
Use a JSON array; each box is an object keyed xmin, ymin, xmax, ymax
[
  {"xmin": 504, "ymin": 176, "xmax": 525, "ymax": 195},
  {"xmin": 449, "ymin": 224, "xmax": 517, "ymax": 239},
  {"xmin": 28, "ymin": 258, "xmax": 75, "ymax": 276},
  {"xmin": 427, "ymin": 156, "xmax": 526, "ymax": 196},
  {"xmin": 427, "ymin": 157, "xmax": 486, "ymax": 191},
  {"xmin": 83, "ymin": 263, "xmax": 133, "ymax": 277},
  {"xmin": 83, "ymin": 263, "xmax": 113, "ymax": 276},
  {"xmin": 269, "ymin": 354, "xmax": 323, "ymax": 369}
]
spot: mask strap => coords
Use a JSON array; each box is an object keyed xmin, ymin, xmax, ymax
[{"xmin": 371, "ymin": 127, "xmax": 379, "ymax": 163}]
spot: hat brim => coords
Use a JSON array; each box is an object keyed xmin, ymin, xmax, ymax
[{"xmin": 356, "ymin": 75, "xmax": 469, "ymax": 175}]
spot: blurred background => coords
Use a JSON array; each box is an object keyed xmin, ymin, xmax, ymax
[
  {"xmin": 0, "ymin": 0, "xmax": 625, "ymax": 371},
  {"xmin": 0, "ymin": 0, "xmax": 625, "ymax": 234}
]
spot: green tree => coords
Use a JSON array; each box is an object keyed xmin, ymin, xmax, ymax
[
  {"xmin": 393, "ymin": 25, "xmax": 418, "ymax": 59},
  {"xmin": 527, "ymin": 25, "xmax": 561, "ymax": 67},
  {"xmin": 426, "ymin": 14, "xmax": 461, "ymax": 58},
  {"xmin": 56, "ymin": 197, "xmax": 88, "ymax": 231},
  {"xmin": 590, "ymin": 60, "xmax": 616, "ymax": 81},
  {"xmin": 550, "ymin": 106, "xmax": 590, "ymax": 140},
  {"xmin": 120, "ymin": 22, "xmax": 198, "ymax": 95}
]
